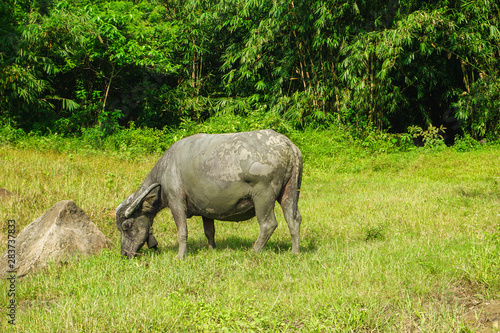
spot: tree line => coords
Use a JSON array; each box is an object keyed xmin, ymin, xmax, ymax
[{"xmin": 1, "ymin": 0, "xmax": 499, "ymax": 140}]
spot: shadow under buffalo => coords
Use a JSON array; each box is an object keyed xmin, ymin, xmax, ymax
[{"xmin": 154, "ymin": 235, "xmax": 318, "ymax": 257}]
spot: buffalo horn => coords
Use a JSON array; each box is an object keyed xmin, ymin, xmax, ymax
[{"xmin": 124, "ymin": 183, "xmax": 161, "ymax": 218}]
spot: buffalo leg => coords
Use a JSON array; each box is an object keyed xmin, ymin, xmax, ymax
[
  {"xmin": 147, "ymin": 227, "xmax": 159, "ymax": 249},
  {"xmin": 170, "ymin": 207, "xmax": 188, "ymax": 260},
  {"xmin": 279, "ymin": 164, "xmax": 302, "ymax": 253},
  {"xmin": 252, "ymin": 193, "xmax": 278, "ymax": 252},
  {"xmin": 202, "ymin": 217, "xmax": 216, "ymax": 249},
  {"xmin": 280, "ymin": 198, "xmax": 301, "ymax": 253}
]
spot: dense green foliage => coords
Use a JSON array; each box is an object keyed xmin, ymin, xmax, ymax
[{"xmin": 1, "ymin": 0, "xmax": 499, "ymax": 139}]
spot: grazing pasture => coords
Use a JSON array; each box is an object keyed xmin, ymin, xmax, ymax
[{"xmin": 1, "ymin": 133, "xmax": 499, "ymax": 332}]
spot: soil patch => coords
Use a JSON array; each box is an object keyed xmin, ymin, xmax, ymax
[
  {"xmin": 452, "ymin": 282, "xmax": 499, "ymax": 332},
  {"xmin": 463, "ymin": 299, "xmax": 500, "ymax": 332}
]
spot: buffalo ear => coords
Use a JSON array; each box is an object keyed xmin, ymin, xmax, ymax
[{"xmin": 141, "ymin": 185, "xmax": 161, "ymax": 214}]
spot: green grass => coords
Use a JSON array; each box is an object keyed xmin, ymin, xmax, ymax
[{"xmin": 1, "ymin": 133, "xmax": 500, "ymax": 332}]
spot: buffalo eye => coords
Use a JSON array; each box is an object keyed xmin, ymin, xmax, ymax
[{"xmin": 122, "ymin": 220, "xmax": 132, "ymax": 230}]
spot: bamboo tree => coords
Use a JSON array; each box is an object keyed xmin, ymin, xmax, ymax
[{"xmin": 2, "ymin": 0, "xmax": 499, "ymax": 138}]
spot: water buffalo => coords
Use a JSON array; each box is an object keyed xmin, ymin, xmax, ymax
[{"xmin": 116, "ymin": 129, "xmax": 303, "ymax": 259}]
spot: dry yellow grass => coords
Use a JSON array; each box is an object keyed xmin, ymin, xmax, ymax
[{"xmin": 1, "ymin": 142, "xmax": 499, "ymax": 332}]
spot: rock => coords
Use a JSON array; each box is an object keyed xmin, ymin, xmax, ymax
[{"xmin": 0, "ymin": 200, "xmax": 111, "ymax": 278}]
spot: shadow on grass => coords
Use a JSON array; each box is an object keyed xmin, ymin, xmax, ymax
[{"xmin": 146, "ymin": 235, "xmax": 318, "ymax": 257}]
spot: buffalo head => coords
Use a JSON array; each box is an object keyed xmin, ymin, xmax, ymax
[{"xmin": 116, "ymin": 183, "xmax": 161, "ymax": 258}]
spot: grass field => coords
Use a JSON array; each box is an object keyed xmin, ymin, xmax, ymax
[{"xmin": 1, "ymin": 132, "xmax": 500, "ymax": 332}]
